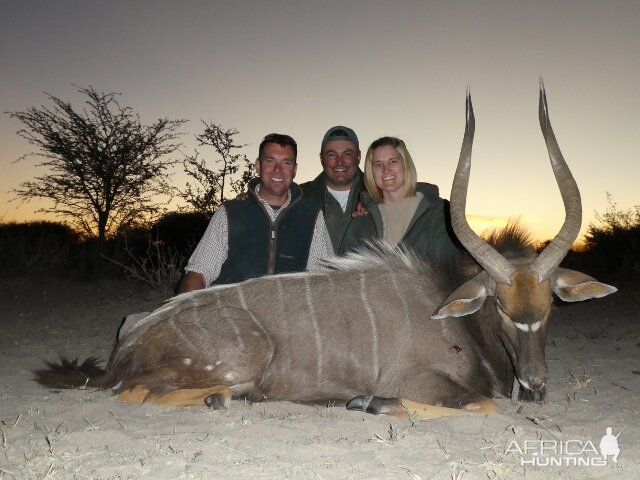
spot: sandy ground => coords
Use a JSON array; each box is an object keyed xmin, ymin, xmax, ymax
[{"xmin": 0, "ymin": 275, "xmax": 638, "ymax": 480}]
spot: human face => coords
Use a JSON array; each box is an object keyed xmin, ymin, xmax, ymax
[
  {"xmin": 371, "ymin": 145, "xmax": 406, "ymax": 202},
  {"xmin": 255, "ymin": 143, "xmax": 297, "ymax": 206},
  {"xmin": 320, "ymin": 140, "xmax": 361, "ymax": 190}
]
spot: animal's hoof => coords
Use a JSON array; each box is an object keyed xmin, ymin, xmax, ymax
[
  {"xmin": 519, "ymin": 385, "xmax": 547, "ymax": 403},
  {"xmin": 204, "ymin": 393, "xmax": 228, "ymax": 409},
  {"xmin": 346, "ymin": 395, "xmax": 374, "ymax": 412},
  {"xmin": 346, "ymin": 395, "xmax": 399, "ymax": 415}
]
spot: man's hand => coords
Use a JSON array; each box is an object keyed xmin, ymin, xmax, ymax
[
  {"xmin": 352, "ymin": 201, "xmax": 368, "ymax": 218},
  {"xmin": 178, "ymin": 272, "xmax": 206, "ymax": 293}
]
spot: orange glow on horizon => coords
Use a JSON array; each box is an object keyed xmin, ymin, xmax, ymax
[
  {"xmin": 466, "ymin": 214, "xmax": 586, "ymax": 249},
  {"xmin": 466, "ymin": 215, "xmax": 509, "ymax": 236}
]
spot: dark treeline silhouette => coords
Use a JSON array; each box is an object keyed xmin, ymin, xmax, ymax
[
  {"xmin": 0, "ymin": 212, "xmax": 208, "ymax": 286},
  {"xmin": 0, "ymin": 221, "xmax": 82, "ymax": 274},
  {"xmin": 561, "ymin": 198, "xmax": 640, "ymax": 284},
  {"xmin": 1, "ymin": 197, "xmax": 638, "ymax": 291}
]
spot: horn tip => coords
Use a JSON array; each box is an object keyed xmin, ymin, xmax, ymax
[
  {"xmin": 539, "ymin": 78, "xmax": 548, "ymax": 105},
  {"xmin": 539, "ymin": 79, "xmax": 549, "ymax": 123},
  {"xmin": 465, "ymin": 86, "xmax": 474, "ymax": 116}
]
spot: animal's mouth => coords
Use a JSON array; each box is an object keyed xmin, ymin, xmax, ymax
[
  {"xmin": 517, "ymin": 377, "xmax": 546, "ymax": 391},
  {"xmin": 518, "ymin": 378, "xmax": 531, "ymax": 390},
  {"xmin": 511, "ymin": 376, "xmax": 547, "ymax": 403}
]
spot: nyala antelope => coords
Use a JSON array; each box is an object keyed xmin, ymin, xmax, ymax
[{"xmin": 36, "ymin": 82, "xmax": 616, "ymax": 419}]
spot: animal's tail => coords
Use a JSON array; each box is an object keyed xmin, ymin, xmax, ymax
[{"xmin": 34, "ymin": 356, "xmax": 109, "ymax": 389}]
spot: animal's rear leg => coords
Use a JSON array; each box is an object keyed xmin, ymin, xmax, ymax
[
  {"xmin": 204, "ymin": 391, "xmax": 229, "ymax": 410},
  {"xmin": 118, "ymin": 385, "xmax": 233, "ymax": 407},
  {"xmin": 117, "ymin": 385, "xmax": 151, "ymax": 403}
]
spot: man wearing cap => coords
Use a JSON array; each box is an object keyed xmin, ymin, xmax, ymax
[
  {"xmin": 300, "ymin": 126, "xmax": 366, "ymax": 254},
  {"xmin": 177, "ymin": 133, "xmax": 333, "ymax": 293}
]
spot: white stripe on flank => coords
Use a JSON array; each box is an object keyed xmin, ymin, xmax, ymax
[
  {"xmin": 274, "ymin": 277, "xmax": 292, "ymax": 372},
  {"xmin": 304, "ymin": 276, "xmax": 324, "ymax": 380},
  {"xmin": 189, "ymin": 298, "xmax": 216, "ymax": 351},
  {"xmin": 237, "ymin": 284, "xmax": 274, "ymax": 360},
  {"xmin": 216, "ymin": 291, "xmax": 244, "ymax": 350},
  {"xmin": 389, "ymin": 273, "xmax": 409, "ymax": 329},
  {"xmin": 360, "ymin": 273, "xmax": 379, "ymax": 377},
  {"xmin": 237, "ymin": 284, "xmax": 247, "ymax": 309},
  {"xmin": 275, "ymin": 277, "xmax": 285, "ymax": 318},
  {"xmin": 169, "ymin": 318, "xmax": 197, "ymax": 352}
]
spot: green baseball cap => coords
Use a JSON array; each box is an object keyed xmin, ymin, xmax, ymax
[{"xmin": 321, "ymin": 126, "xmax": 359, "ymax": 151}]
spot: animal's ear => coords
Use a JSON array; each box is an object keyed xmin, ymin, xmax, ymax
[
  {"xmin": 553, "ymin": 268, "xmax": 618, "ymax": 302},
  {"xmin": 431, "ymin": 272, "xmax": 493, "ymax": 319}
]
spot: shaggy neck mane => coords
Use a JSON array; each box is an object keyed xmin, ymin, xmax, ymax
[
  {"xmin": 324, "ymin": 223, "xmax": 538, "ymax": 292},
  {"xmin": 323, "ymin": 240, "xmax": 430, "ymax": 275},
  {"xmin": 483, "ymin": 221, "xmax": 537, "ymax": 261}
]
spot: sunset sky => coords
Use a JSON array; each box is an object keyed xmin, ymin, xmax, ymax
[{"xmin": 1, "ymin": 1, "xmax": 638, "ymax": 242}]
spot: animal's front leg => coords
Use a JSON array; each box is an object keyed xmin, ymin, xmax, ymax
[
  {"xmin": 345, "ymin": 371, "xmax": 498, "ymax": 419},
  {"xmin": 346, "ymin": 395, "xmax": 465, "ymax": 419}
]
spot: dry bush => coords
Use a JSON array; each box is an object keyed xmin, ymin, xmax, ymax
[
  {"xmin": 563, "ymin": 195, "xmax": 640, "ymax": 283},
  {"xmin": 105, "ymin": 235, "xmax": 186, "ymax": 296},
  {"xmin": 104, "ymin": 211, "xmax": 210, "ymax": 295}
]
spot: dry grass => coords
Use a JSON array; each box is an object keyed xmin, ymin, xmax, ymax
[
  {"xmin": 568, "ymin": 370, "xmax": 595, "ymax": 390},
  {"xmin": 474, "ymin": 460, "xmax": 513, "ymax": 479},
  {"xmin": 104, "ymin": 237, "xmax": 184, "ymax": 296}
]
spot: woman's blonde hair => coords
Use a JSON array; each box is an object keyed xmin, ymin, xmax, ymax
[{"xmin": 364, "ymin": 136, "xmax": 417, "ymax": 203}]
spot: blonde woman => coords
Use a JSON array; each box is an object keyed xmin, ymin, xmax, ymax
[{"xmin": 340, "ymin": 136, "xmax": 462, "ymax": 263}]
